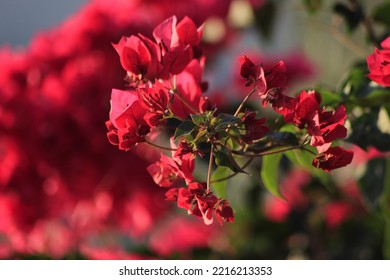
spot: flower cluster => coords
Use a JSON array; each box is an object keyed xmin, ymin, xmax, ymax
[
  {"xmin": 0, "ymin": 0, "xmax": 233, "ymax": 259},
  {"xmin": 239, "ymin": 56, "xmax": 353, "ymax": 172},
  {"xmin": 107, "ymin": 16, "xmax": 354, "ymax": 225}
]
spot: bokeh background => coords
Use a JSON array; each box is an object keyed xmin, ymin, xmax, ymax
[{"xmin": 0, "ymin": 0, "xmax": 389, "ymax": 259}]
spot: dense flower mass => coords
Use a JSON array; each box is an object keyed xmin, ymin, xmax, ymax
[
  {"xmin": 0, "ymin": 0, "xmax": 233, "ymax": 259},
  {"xmin": 367, "ymin": 36, "xmax": 390, "ymax": 87}
]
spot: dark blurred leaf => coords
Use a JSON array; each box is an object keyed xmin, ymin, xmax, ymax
[
  {"xmin": 380, "ymin": 157, "xmax": 390, "ymax": 259},
  {"xmin": 357, "ymin": 90, "xmax": 390, "ymax": 107},
  {"xmin": 302, "ymin": 0, "xmax": 323, "ymax": 14},
  {"xmin": 342, "ymin": 64, "xmax": 370, "ymax": 98},
  {"xmin": 372, "ymin": 1, "xmax": 390, "ymax": 27},
  {"xmin": 174, "ymin": 120, "xmax": 196, "ymax": 140},
  {"xmin": 333, "ymin": 2, "xmax": 364, "ymax": 32},
  {"xmin": 260, "ymin": 153, "xmax": 283, "ymax": 198},
  {"xmin": 211, "ymin": 166, "xmax": 230, "ymax": 198},
  {"xmin": 214, "ymin": 147, "xmax": 248, "ymax": 173},
  {"xmin": 264, "ymin": 131, "xmax": 300, "ymax": 146},
  {"xmin": 253, "ymin": 1, "xmax": 277, "ymax": 39},
  {"xmin": 359, "ymin": 158, "xmax": 386, "ymax": 208},
  {"xmin": 217, "ymin": 113, "xmax": 241, "ymax": 126},
  {"xmin": 384, "ymin": 222, "xmax": 390, "ymax": 259},
  {"xmin": 348, "ymin": 109, "xmax": 390, "ymax": 151},
  {"xmin": 317, "ymin": 88, "xmax": 342, "ymax": 106}
]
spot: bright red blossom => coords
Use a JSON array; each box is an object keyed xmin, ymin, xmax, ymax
[
  {"xmin": 367, "ymin": 36, "xmax": 390, "ymax": 87},
  {"xmin": 309, "ymin": 105, "xmax": 347, "ymax": 153},
  {"xmin": 108, "ymin": 89, "xmax": 150, "ymax": 150},
  {"xmin": 138, "ymin": 80, "xmax": 171, "ymax": 127},
  {"xmin": 113, "ymin": 35, "xmax": 161, "ymax": 83},
  {"xmin": 176, "ymin": 182, "xmax": 234, "ymax": 225},
  {"xmin": 239, "ymin": 55, "xmax": 266, "ymax": 93},
  {"xmin": 312, "ymin": 147, "xmax": 354, "ymax": 172},
  {"xmin": 153, "ymin": 16, "xmax": 203, "ymax": 76},
  {"xmin": 147, "ymin": 153, "xmax": 194, "ymax": 188}
]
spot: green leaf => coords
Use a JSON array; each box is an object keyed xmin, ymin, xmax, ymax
[
  {"xmin": 359, "ymin": 158, "xmax": 387, "ymax": 208},
  {"xmin": 214, "ymin": 147, "xmax": 248, "ymax": 174},
  {"xmin": 317, "ymin": 88, "xmax": 342, "ymax": 106},
  {"xmin": 384, "ymin": 222, "xmax": 390, "ymax": 259},
  {"xmin": 193, "ymin": 129, "xmax": 207, "ymax": 142},
  {"xmin": 260, "ymin": 153, "xmax": 283, "ymax": 198},
  {"xmin": 302, "ymin": 0, "xmax": 322, "ymax": 14},
  {"xmin": 264, "ymin": 131, "xmax": 300, "ymax": 146},
  {"xmin": 357, "ymin": 90, "xmax": 390, "ymax": 107},
  {"xmin": 190, "ymin": 114, "xmax": 205, "ymax": 125},
  {"xmin": 215, "ymin": 113, "xmax": 241, "ymax": 130},
  {"xmin": 380, "ymin": 157, "xmax": 390, "ymax": 259},
  {"xmin": 372, "ymin": 1, "xmax": 390, "ymax": 27},
  {"xmin": 211, "ymin": 166, "xmax": 230, "ymax": 198},
  {"xmin": 348, "ymin": 109, "xmax": 390, "ymax": 151},
  {"xmin": 173, "ymin": 121, "xmax": 196, "ymax": 140}
]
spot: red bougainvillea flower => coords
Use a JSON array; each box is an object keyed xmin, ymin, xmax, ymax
[
  {"xmin": 138, "ymin": 80, "xmax": 171, "ymax": 127},
  {"xmin": 262, "ymin": 60, "xmax": 288, "ymax": 98},
  {"xmin": 107, "ymin": 89, "xmax": 150, "ymax": 150},
  {"xmin": 147, "ymin": 153, "xmax": 194, "ymax": 188},
  {"xmin": 113, "ymin": 35, "xmax": 161, "ymax": 83},
  {"xmin": 239, "ymin": 55, "xmax": 266, "ymax": 93},
  {"xmin": 288, "ymin": 90, "xmax": 321, "ymax": 129},
  {"xmin": 153, "ymin": 15, "xmax": 203, "ymax": 76},
  {"xmin": 214, "ymin": 199, "xmax": 234, "ymax": 225},
  {"xmin": 175, "ymin": 182, "xmax": 234, "ymax": 225},
  {"xmin": 240, "ymin": 111, "xmax": 269, "ymax": 144},
  {"xmin": 171, "ymin": 58, "xmax": 207, "ymax": 118},
  {"xmin": 367, "ymin": 36, "xmax": 390, "ymax": 87},
  {"xmin": 312, "ymin": 146, "xmax": 354, "ymax": 172},
  {"xmin": 309, "ymin": 105, "xmax": 348, "ymax": 153}
]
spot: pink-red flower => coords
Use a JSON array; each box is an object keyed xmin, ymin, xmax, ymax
[
  {"xmin": 176, "ymin": 182, "xmax": 234, "ymax": 225},
  {"xmin": 153, "ymin": 16, "xmax": 203, "ymax": 76},
  {"xmin": 107, "ymin": 89, "xmax": 150, "ymax": 150},
  {"xmin": 147, "ymin": 153, "xmax": 194, "ymax": 188},
  {"xmin": 240, "ymin": 111, "xmax": 269, "ymax": 144},
  {"xmin": 239, "ymin": 55, "xmax": 266, "ymax": 93},
  {"xmin": 138, "ymin": 80, "xmax": 171, "ymax": 127},
  {"xmin": 113, "ymin": 35, "xmax": 161, "ymax": 83},
  {"xmin": 312, "ymin": 146, "xmax": 354, "ymax": 172},
  {"xmin": 309, "ymin": 105, "xmax": 348, "ymax": 153},
  {"xmin": 367, "ymin": 36, "xmax": 390, "ymax": 87}
]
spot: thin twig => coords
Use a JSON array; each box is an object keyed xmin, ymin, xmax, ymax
[
  {"xmin": 211, "ymin": 158, "xmax": 254, "ymax": 183},
  {"xmin": 145, "ymin": 140, "xmax": 177, "ymax": 151},
  {"xmin": 207, "ymin": 145, "xmax": 214, "ymax": 191},
  {"xmin": 234, "ymin": 86, "xmax": 256, "ymax": 117}
]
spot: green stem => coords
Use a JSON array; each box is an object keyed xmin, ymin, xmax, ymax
[
  {"xmin": 145, "ymin": 140, "xmax": 177, "ymax": 151},
  {"xmin": 234, "ymin": 85, "xmax": 256, "ymax": 117},
  {"xmin": 231, "ymin": 144, "xmax": 317, "ymax": 158},
  {"xmin": 207, "ymin": 146, "xmax": 214, "ymax": 191}
]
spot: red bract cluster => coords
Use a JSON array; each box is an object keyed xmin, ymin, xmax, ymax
[
  {"xmin": 239, "ymin": 56, "xmax": 353, "ymax": 172},
  {"xmin": 1, "ymin": 0, "xmax": 233, "ymax": 258},
  {"xmin": 107, "ymin": 16, "xmax": 354, "ymax": 226},
  {"xmin": 367, "ymin": 36, "xmax": 390, "ymax": 87}
]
